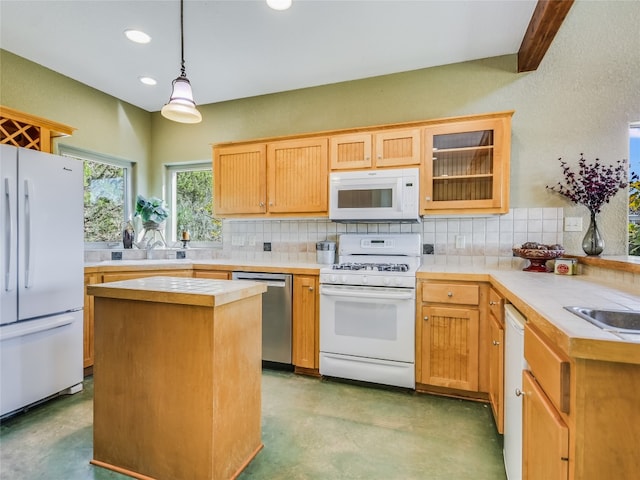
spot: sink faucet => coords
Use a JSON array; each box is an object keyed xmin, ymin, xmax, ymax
[{"xmin": 146, "ymin": 240, "xmax": 164, "ymax": 251}]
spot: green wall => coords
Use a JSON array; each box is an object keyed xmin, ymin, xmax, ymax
[{"xmin": 2, "ymin": 1, "xmax": 639, "ymax": 254}]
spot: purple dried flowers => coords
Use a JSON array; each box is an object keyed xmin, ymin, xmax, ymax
[{"xmin": 546, "ymin": 154, "xmax": 629, "ymax": 214}]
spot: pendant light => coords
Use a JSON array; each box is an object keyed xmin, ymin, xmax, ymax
[{"xmin": 161, "ymin": 0, "xmax": 202, "ymax": 123}]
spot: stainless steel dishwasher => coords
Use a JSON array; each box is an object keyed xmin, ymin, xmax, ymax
[{"xmin": 231, "ymin": 271, "xmax": 293, "ymax": 368}]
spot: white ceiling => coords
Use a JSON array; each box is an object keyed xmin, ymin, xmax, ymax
[{"xmin": 0, "ymin": 0, "xmax": 538, "ymax": 113}]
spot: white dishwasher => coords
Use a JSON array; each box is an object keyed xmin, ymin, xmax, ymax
[{"xmin": 503, "ymin": 304, "xmax": 528, "ymax": 480}]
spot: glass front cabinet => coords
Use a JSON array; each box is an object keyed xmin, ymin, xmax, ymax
[{"xmin": 421, "ymin": 112, "xmax": 512, "ymax": 215}]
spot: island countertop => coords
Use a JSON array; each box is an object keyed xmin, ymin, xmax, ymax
[{"xmin": 87, "ymin": 276, "xmax": 267, "ymax": 307}]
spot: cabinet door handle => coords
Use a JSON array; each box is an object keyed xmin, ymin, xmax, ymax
[
  {"xmin": 492, "ymin": 340, "xmax": 500, "ymax": 346},
  {"xmin": 308, "ymin": 286, "xmax": 314, "ymax": 291},
  {"xmin": 423, "ymin": 316, "xmax": 429, "ymax": 321},
  {"xmin": 259, "ymin": 201, "xmax": 265, "ymax": 207},
  {"xmin": 489, "ymin": 301, "xmax": 498, "ymax": 305}
]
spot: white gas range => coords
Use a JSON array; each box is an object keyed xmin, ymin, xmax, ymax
[{"xmin": 319, "ymin": 233, "xmax": 421, "ymax": 389}]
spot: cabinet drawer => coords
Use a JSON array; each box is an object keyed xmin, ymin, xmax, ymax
[
  {"xmin": 524, "ymin": 323, "xmax": 570, "ymax": 414},
  {"xmin": 422, "ymin": 283, "xmax": 479, "ymax": 305},
  {"xmin": 488, "ymin": 288, "xmax": 504, "ymax": 324}
]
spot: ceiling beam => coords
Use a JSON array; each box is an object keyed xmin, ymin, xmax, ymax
[{"xmin": 518, "ymin": 0, "xmax": 575, "ymax": 73}]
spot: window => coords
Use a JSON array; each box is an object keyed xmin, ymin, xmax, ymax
[
  {"xmin": 166, "ymin": 162, "xmax": 221, "ymax": 244},
  {"xmin": 59, "ymin": 145, "xmax": 134, "ymax": 244},
  {"xmin": 629, "ymin": 124, "xmax": 640, "ymax": 256}
]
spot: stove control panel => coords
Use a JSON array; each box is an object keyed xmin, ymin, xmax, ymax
[{"xmin": 320, "ymin": 273, "xmax": 416, "ymax": 288}]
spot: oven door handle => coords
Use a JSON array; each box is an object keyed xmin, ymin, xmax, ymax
[{"xmin": 320, "ymin": 285, "xmax": 414, "ymax": 300}]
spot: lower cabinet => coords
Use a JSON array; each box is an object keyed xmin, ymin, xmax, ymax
[
  {"xmin": 487, "ymin": 287, "xmax": 505, "ymax": 433},
  {"xmin": 83, "ymin": 268, "xmax": 192, "ymax": 369},
  {"xmin": 83, "ymin": 273, "xmax": 100, "ymax": 369},
  {"xmin": 292, "ymin": 275, "xmax": 318, "ymax": 370},
  {"xmin": 192, "ymin": 269, "xmax": 231, "ymax": 280},
  {"xmin": 522, "ymin": 370, "xmax": 569, "ymax": 480},
  {"xmin": 417, "ymin": 280, "xmax": 482, "ymax": 393}
]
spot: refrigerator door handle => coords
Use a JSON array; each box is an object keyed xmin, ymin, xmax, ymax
[
  {"xmin": 4, "ymin": 177, "xmax": 14, "ymax": 292},
  {"xmin": 23, "ymin": 178, "xmax": 32, "ymax": 288}
]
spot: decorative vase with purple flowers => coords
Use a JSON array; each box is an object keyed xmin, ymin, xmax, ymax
[{"xmin": 546, "ymin": 154, "xmax": 628, "ymax": 256}]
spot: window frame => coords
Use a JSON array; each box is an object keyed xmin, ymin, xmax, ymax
[
  {"xmin": 58, "ymin": 144, "xmax": 135, "ymax": 247},
  {"xmin": 165, "ymin": 161, "xmax": 221, "ymax": 247}
]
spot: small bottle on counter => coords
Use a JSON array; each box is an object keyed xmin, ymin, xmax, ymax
[
  {"xmin": 123, "ymin": 219, "xmax": 135, "ymax": 249},
  {"xmin": 181, "ymin": 228, "xmax": 190, "ymax": 241}
]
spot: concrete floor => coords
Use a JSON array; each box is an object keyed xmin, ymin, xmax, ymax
[{"xmin": 0, "ymin": 370, "xmax": 506, "ymax": 480}]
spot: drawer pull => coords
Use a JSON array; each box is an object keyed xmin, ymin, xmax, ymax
[{"xmin": 447, "ymin": 292, "xmax": 453, "ymax": 298}]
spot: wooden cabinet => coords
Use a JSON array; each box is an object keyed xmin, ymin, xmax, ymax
[
  {"xmin": 292, "ymin": 275, "xmax": 318, "ymax": 370},
  {"xmin": 213, "ymin": 138, "xmax": 328, "ymax": 216},
  {"xmin": 488, "ymin": 288, "xmax": 505, "ymax": 433},
  {"xmin": 193, "ymin": 270, "xmax": 231, "ymax": 280},
  {"xmin": 101, "ymin": 269, "xmax": 192, "ymax": 283},
  {"xmin": 83, "ymin": 268, "xmax": 192, "ymax": 369},
  {"xmin": 522, "ymin": 370, "xmax": 570, "ymax": 480},
  {"xmin": 330, "ymin": 128, "xmax": 421, "ymax": 170},
  {"xmin": 213, "ymin": 143, "xmax": 266, "ymax": 215},
  {"xmin": 421, "ymin": 112, "xmax": 512, "ymax": 215},
  {"xmin": 267, "ymin": 138, "xmax": 328, "ymax": 213},
  {"xmin": 0, "ymin": 105, "xmax": 74, "ymax": 153},
  {"xmin": 417, "ymin": 281, "xmax": 481, "ymax": 392},
  {"xmin": 523, "ymin": 323, "xmax": 570, "ymax": 480},
  {"xmin": 83, "ymin": 273, "xmax": 101, "ymax": 369}
]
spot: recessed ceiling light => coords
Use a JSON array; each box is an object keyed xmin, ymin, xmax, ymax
[
  {"xmin": 266, "ymin": 0, "xmax": 292, "ymax": 11},
  {"xmin": 125, "ymin": 29, "xmax": 151, "ymax": 44},
  {"xmin": 139, "ymin": 76, "xmax": 157, "ymax": 86}
]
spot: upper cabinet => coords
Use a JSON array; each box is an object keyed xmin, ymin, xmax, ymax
[
  {"xmin": 213, "ymin": 111, "xmax": 513, "ymax": 218},
  {"xmin": 214, "ymin": 143, "xmax": 266, "ymax": 215},
  {"xmin": 330, "ymin": 128, "xmax": 421, "ymax": 170},
  {"xmin": 421, "ymin": 112, "xmax": 512, "ymax": 215},
  {"xmin": 213, "ymin": 137, "xmax": 328, "ymax": 217},
  {"xmin": 0, "ymin": 105, "xmax": 74, "ymax": 153}
]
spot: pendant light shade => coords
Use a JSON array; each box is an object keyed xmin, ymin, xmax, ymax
[
  {"xmin": 162, "ymin": 0, "xmax": 202, "ymax": 124},
  {"xmin": 161, "ymin": 75, "xmax": 202, "ymax": 123}
]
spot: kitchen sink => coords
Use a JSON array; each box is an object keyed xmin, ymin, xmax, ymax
[{"xmin": 564, "ymin": 306, "xmax": 640, "ymax": 333}]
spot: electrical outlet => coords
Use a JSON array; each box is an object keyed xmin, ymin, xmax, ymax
[
  {"xmin": 422, "ymin": 243, "xmax": 434, "ymax": 255},
  {"xmin": 111, "ymin": 251, "xmax": 123, "ymax": 261},
  {"xmin": 564, "ymin": 217, "xmax": 583, "ymax": 232},
  {"xmin": 263, "ymin": 242, "xmax": 272, "ymax": 252},
  {"xmin": 176, "ymin": 250, "xmax": 186, "ymax": 259}
]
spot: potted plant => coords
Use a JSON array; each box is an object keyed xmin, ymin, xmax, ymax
[
  {"xmin": 546, "ymin": 154, "xmax": 629, "ymax": 255},
  {"xmin": 135, "ymin": 194, "xmax": 170, "ymax": 228}
]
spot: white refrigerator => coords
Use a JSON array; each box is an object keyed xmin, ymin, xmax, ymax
[{"xmin": 0, "ymin": 144, "xmax": 84, "ymax": 418}]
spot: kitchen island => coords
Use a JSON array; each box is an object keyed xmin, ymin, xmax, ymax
[{"xmin": 87, "ymin": 276, "xmax": 267, "ymax": 480}]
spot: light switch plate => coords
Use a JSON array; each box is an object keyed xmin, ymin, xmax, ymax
[{"xmin": 564, "ymin": 217, "xmax": 583, "ymax": 232}]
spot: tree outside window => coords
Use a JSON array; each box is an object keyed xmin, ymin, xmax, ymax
[{"xmin": 169, "ymin": 166, "xmax": 221, "ymax": 243}]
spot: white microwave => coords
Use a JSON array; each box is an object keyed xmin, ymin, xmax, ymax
[{"xmin": 329, "ymin": 168, "xmax": 420, "ymax": 222}]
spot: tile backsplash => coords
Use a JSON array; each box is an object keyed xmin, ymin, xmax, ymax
[{"xmin": 222, "ymin": 207, "xmax": 564, "ymax": 269}]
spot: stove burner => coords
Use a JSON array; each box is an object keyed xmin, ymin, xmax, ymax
[{"xmin": 332, "ymin": 262, "xmax": 410, "ymax": 272}]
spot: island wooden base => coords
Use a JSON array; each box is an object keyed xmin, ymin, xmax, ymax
[{"xmin": 92, "ymin": 293, "xmax": 263, "ymax": 480}]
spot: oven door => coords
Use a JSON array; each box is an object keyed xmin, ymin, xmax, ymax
[{"xmin": 319, "ymin": 284, "xmax": 415, "ymax": 363}]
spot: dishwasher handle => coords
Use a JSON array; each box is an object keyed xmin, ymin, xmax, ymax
[
  {"xmin": 231, "ymin": 272, "xmax": 291, "ymax": 289},
  {"xmin": 240, "ymin": 279, "xmax": 286, "ymax": 288}
]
